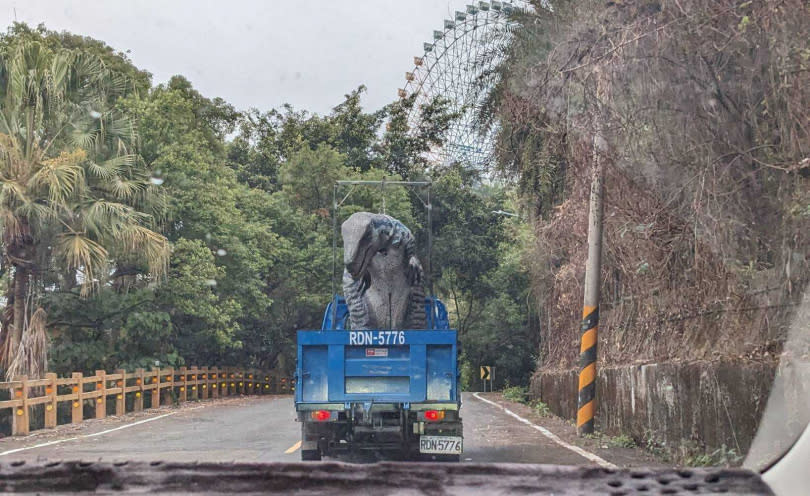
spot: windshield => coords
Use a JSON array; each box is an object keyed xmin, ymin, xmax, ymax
[{"xmin": 0, "ymin": 0, "xmax": 807, "ymax": 480}]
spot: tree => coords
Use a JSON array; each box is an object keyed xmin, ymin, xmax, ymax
[
  {"xmin": 0, "ymin": 38, "xmax": 169, "ymax": 378},
  {"xmin": 379, "ymin": 94, "xmax": 458, "ymax": 178},
  {"xmin": 280, "ymin": 143, "xmax": 349, "ymax": 215}
]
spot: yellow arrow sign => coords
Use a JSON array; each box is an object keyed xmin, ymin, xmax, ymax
[{"xmin": 480, "ymin": 366, "xmax": 490, "ymax": 380}]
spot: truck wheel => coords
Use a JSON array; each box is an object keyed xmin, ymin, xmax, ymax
[{"xmin": 301, "ymin": 449, "xmax": 321, "ymax": 461}]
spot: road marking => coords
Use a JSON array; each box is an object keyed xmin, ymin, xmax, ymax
[
  {"xmin": 0, "ymin": 412, "xmax": 176, "ymax": 457},
  {"xmin": 284, "ymin": 440, "xmax": 302, "ymax": 454},
  {"xmin": 472, "ymin": 392, "xmax": 617, "ymax": 469}
]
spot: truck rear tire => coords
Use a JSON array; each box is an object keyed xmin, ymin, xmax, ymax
[{"xmin": 301, "ymin": 449, "xmax": 321, "ymax": 461}]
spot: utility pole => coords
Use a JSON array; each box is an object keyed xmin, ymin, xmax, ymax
[{"xmin": 577, "ymin": 68, "xmax": 607, "ymax": 437}]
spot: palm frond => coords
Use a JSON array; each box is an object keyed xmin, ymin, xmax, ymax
[
  {"xmin": 108, "ymin": 176, "xmax": 145, "ymax": 200},
  {"xmin": 55, "ymin": 232, "xmax": 109, "ymax": 289},
  {"xmin": 81, "ymin": 199, "xmax": 147, "ymax": 238},
  {"xmin": 6, "ymin": 307, "xmax": 48, "ymax": 380},
  {"xmin": 0, "ymin": 209, "xmax": 23, "ymax": 241},
  {"xmin": 0, "ymin": 178, "xmax": 29, "ymax": 206},
  {"xmin": 16, "ymin": 201, "xmax": 58, "ymax": 225},
  {"xmin": 28, "ymin": 149, "xmax": 86, "ymax": 204},
  {"xmin": 115, "ymin": 224, "xmax": 170, "ymax": 279},
  {"xmin": 86, "ymin": 154, "xmax": 135, "ymax": 179}
]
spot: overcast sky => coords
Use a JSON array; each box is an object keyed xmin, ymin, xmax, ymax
[{"xmin": 0, "ymin": 0, "xmax": 465, "ymax": 115}]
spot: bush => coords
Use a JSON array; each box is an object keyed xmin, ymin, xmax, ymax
[
  {"xmin": 610, "ymin": 434, "xmax": 637, "ymax": 449},
  {"xmin": 530, "ymin": 400, "xmax": 551, "ymax": 416},
  {"xmin": 502, "ymin": 385, "xmax": 528, "ymax": 403},
  {"xmin": 459, "ymin": 358, "xmax": 475, "ymax": 391}
]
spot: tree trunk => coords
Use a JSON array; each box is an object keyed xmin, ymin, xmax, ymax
[
  {"xmin": 2, "ymin": 217, "xmax": 36, "ymax": 373},
  {"xmin": 10, "ymin": 266, "xmax": 28, "ymax": 357}
]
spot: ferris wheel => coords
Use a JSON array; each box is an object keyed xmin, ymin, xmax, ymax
[{"xmin": 398, "ymin": 1, "xmax": 522, "ymax": 169}]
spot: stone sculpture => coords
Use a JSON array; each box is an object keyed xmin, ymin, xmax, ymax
[{"xmin": 342, "ymin": 212, "xmax": 426, "ymax": 330}]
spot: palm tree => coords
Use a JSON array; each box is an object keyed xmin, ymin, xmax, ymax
[{"xmin": 0, "ymin": 38, "xmax": 170, "ymax": 378}]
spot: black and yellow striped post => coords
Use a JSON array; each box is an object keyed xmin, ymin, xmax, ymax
[
  {"xmin": 577, "ymin": 67, "xmax": 606, "ymax": 436},
  {"xmin": 577, "ymin": 305, "xmax": 598, "ymax": 435}
]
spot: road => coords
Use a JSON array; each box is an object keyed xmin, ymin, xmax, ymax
[{"xmin": 0, "ymin": 393, "xmax": 660, "ymax": 467}]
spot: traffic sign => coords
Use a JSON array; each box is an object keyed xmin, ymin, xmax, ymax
[{"xmin": 480, "ymin": 366, "xmax": 491, "ymax": 380}]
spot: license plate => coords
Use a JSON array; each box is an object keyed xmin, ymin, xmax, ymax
[{"xmin": 419, "ymin": 435, "xmax": 463, "ymax": 454}]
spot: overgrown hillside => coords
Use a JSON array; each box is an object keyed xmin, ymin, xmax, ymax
[{"xmin": 488, "ymin": 0, "xmax": 809, "ymax": 371}]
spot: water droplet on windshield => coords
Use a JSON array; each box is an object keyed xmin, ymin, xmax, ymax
[{"xmin": 216, "ymin": 249, "xmax": 227, "ymax": 256}]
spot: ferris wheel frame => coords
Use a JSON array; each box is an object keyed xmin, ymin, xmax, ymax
[{"xmin": 398, "ymin": 1, "xmax": 522, "ymax": 170}]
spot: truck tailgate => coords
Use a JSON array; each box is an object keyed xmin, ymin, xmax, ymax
[{"xmin": 296, "ymin": 330, "xmax": 458, "ymax": 404}]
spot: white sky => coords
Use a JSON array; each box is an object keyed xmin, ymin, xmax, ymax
[{"xmin": 0, "ymin": 0, "xmax": 465, "ymax": 114}]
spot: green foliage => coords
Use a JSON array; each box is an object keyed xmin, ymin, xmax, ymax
[
  {"xmin": 681, "ymin": 443, "xmax": 743, "ymax": 467},
  {"xmin": 431, "ymin": 171, "xmax": 538, "ymax": 388},
  {"xmin": 610, "ymin": 434, "xmax": 637, "ymax": 449},
  {"xmin": 280, "ymin": 143, "xmax": 349, "ymax": 214},
  {"xmin": 0, "ymin": 23, "xmax": 538, "ymax": 392},
  {"xmin": 530, "ymin": 400, "xmax": 551, "ymax": 417},
  {"xmin": 502, "ymin": 385, "xmax": 529, "ymax": 403},
  {"xmin": 0, "ymin": 28, "xmax": 170, "ymax": 377},
  {"xmin": 459, "ymin": 358, "xmax": 475, "ymax": 391}
]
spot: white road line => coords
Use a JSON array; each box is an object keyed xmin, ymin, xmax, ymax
[
  {"xmin": 472, "ymin": 392, "xmax": 617, "ymax": 469},
  {"xmin": 0, "ymin": 412, "xmax": 177, "ymax": 457},
  {"xmin": 284, "ymin": 440, "xmax": 302, "ymax": 454}
]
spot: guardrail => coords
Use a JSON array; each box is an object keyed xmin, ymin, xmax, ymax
[{"xmin": 0, "ymin": 366, "xmax": 292, "ymax": 436}]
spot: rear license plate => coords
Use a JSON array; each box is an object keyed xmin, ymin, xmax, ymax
[{"xmin": 419, "ymin": 435, "xmax": 463, "ymax": 454}]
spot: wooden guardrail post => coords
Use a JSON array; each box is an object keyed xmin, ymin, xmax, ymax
[
  {"xmin": 45, "ymin": 372, "xmax": 57, "ymax": 428},
  {"xmin": 167, "ymin": 367, "xmax": 174, "ymax": 404},
  {"xmin": 12, "ymin": 376, "xmax": 29, "ymax": 436},
  {"xmin": 200, "ymin": 367, "xmax": 209, "ymax": 400},
  {"xmin": 178, "ymin": 366, "xmax": 187, "ymax": 403},
  {"xmin": 72, "ymin": 372, "xmax": 83, "ymax": 424},
  {"xmin": 135, "ymin": 368, "xmax": 144, "ymax": 412},
  {"xmin": 210, "ymin": 367, "xmax": 219, "ymax": 398},
  {"xmin": 151, "ymin": 368, "xmax": 160, "ymax": 408},
  {"xmin": 190, "ymin": 366, "xmax": 198, "ymax": 401},
  {"xmin": 95, "ymin": 370, "xmax": 106, "ymax": 419},
  {"xmin": 238, "ymin": 370, "xmax": 245, "ymax": 395},
  {"xmin": 115, "ymin": 369, "xmax": 126, "ymax": 416}
]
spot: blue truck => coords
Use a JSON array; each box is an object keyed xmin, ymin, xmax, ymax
[{"xmin": 295, "ymin": 295, "xmax": 463, "ymax": 461}]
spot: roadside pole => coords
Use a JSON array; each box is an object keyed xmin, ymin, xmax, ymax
[{"xmin": 577, "ymin": 68, "xmax": 606, "ymax": 437}]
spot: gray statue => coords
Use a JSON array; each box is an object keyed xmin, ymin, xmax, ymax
[{"xmin": 342, "ymin": 212, "xmax": 426, "ymax": 330}]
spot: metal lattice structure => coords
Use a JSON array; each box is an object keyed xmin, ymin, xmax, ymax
[{"xmin": 398, "ymin": 1, "xmax": 521, "ymax": 169}]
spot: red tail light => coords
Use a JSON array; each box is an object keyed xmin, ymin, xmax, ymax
[
  {"xmin": 311, "ymin": 410, "xmax": 331, "ymax": 422},
  {"xmin": 424, "ymin": 410, "xmax": 445, "ymax": 422}
]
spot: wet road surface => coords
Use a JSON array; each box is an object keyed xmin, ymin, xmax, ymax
[{"xmin": 0, "ymin": 393, "xmax": 657, "ymax": 466}]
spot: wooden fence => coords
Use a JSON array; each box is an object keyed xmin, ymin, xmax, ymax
[{"xmin": 0, "ymin": 366, "xmax": 292, "ymax": 436}]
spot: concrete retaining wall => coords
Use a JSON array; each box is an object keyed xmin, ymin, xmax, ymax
[{"xmin": 529, "ymin": 360, "xmax": 779, "ymax": 456}]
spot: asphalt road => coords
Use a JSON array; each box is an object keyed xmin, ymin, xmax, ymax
[{"xmin": 0, "ymin": 393, "xmax": 655, "ymax": 466}]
